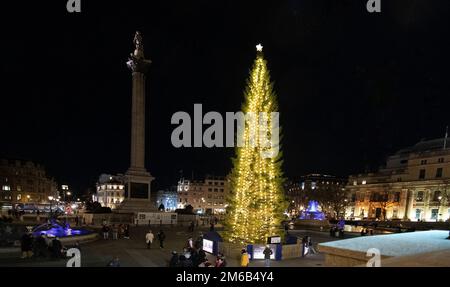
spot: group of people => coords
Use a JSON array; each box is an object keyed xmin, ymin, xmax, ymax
[
  {"xmin": 360, "ymin": 227, "xmax": 374, "ymax": 236},
  {"xmin": 101, "ymin": 224, "xmax": 130, "ymax": 240},
  {"xmin": 145, "ymin": 229, "xmax": 166, "ymax": 249},
  {"xmin": 169, "ymin": 248, "xmax": 226, "ymax": 268},
  {"xmin": 329, "ymin": 226, "xmax": 345, "ymax": 238},
  {"xmin": 301, "ymin": 236, "xmax": 317, "ymax": 257},
  {"xmin": 168, "ymin": 233, "xmax": 226, "ymax": 267},
  {"xmin": 20, "ymin": 232, "xmax": 69, "ymax": 259}
]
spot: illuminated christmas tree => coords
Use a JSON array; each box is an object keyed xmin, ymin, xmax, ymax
[{"xmin": 224, "ymin": 44, "xmax": 287, "ymax": 244}]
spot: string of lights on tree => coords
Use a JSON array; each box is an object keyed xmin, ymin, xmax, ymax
[{"xmin": 224, "ymin": 44, "xmax": 287, "ymax": 244}]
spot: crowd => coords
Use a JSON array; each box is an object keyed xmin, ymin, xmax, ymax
[
  {"xmin": 20, "ymin": 231, "xmax": 72, "ymax": 260},
  {"xmin": 166, "ymin": 233, "xmax": 229, "ymax": 267},
  {"xmin": 101, "ymin": 223, "xmax": 130, "ymax": 240}
]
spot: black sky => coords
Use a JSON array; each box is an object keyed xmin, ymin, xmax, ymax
[{"xmin": 1, "ymin": 0, "xmax": 450, "ymax": 195}]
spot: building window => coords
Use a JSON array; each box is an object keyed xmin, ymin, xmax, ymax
[
  {"xmin": 353, "ymin": 181, "xmax": 357, "ymax": 186},
  {"xmin": 208, "ymin": 188, "xmax": 212, "ymax": 192},
  {"xmin": 351, "ymin": 193, "xmax": 356, "ymax": 202},
  {"xmin": 362, "ymin": 180, "xmax": 367, "ymax": 185},
  {"xmin": 436, "ymin": 168, "xmax": 443, "ymax": 178},
  {"xmin": 400, "ymin": 159, "xmax": 408, "ymax": 164},
  {"xmin": 431, "ymin": 209, "xmax": 439, "ymax": 220},
  {"xmin": 419, "ymin": 169, "xmax": 426, "ymax": 179},
  {"xmin": 17, "ymin": 194, "xmax": 22, "ymax": 201},
  {"xmin": 415, "ymin": 209, "xmax": 422, "ymax": 220},
  {"xmin": 392, "ymin": 209, "xmax": 398, "ymax": 218},
  {"xmin": 394, "ymin": 192, "xmax": 401, "ymax": 202},
  {"xmin": 433, "ymin": 190, "xmax": 441, "ymax": 202},
  {"xmin": 416, "ymin": 191, "xmax": 424, "ymax": 202},
  {"xmin": 420, "ymin": 159, "xmax": 427, "ymax": 165},
  {"xmin": 438, "ymin": 157, "xmax": 444, "ymax": 163},
  {"xmin": 2, "ymin": 185, "xmax": 10, "ymax": 191}
]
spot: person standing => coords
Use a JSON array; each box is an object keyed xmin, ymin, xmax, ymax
[
  {"xmin": 263, "ymin": 245, "xmax": 273, "ymax": 267},
  {"xmin": 124, "ymin": 224, "xmax": 130, "ymax": 239},
  {"xmin": 145, "ymin": 230, "xmax": 154, "ymax": 249},
  {"xmin": 118, "ymin": 224, "xmax": 124, "ymax": 239},
  {"xmin": 157, "ymin": 230, "xmax": 166, "ymax": 249},
  {"xmin": 169, "ymin": 251, "xmax": 179, "ymax": 267},
  {"xmin": 240, "ymin": 249, "xmax": 249, "ymax": 267},
  {"xmin": 112, "ymin": 224, "xmax": 119, "ymax": 240},
  {"xmin": 102, "ymin": 224, "xmax": 110, "ymax": 240},
  {"xmin": 188, "ymin": 221, "xmax": 195, "ymax": 232},
  {"xmin": 20, "ymin": 232, "xmax": 33, "ymax": 259},
  {"xmin": 107, "ymin": 256, "xmax": 121, "ymax": 267}
]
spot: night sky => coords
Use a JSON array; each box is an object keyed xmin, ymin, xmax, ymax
[{"xmin": 1, "ymin": 1, "xmax": 450, "ymax": 195}]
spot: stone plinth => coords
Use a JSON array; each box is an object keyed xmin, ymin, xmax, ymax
[{"xmin": 318, "ymin": 230, "xmax": 450, "ymax": 267}]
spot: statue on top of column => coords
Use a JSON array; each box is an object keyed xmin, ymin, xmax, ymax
[
  {"xmin": 127, "ymin": 31, "xmax": 151, "ymax": 73},
  {"xmin": 132, "ymin": 31, "xmax": 144, "ymax": 59}
]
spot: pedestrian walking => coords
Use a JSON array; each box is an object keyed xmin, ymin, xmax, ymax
[
  {"xmin": 263, "ymin": 245, "xmax": 273, "ymax": 267},
  {"xmin": 145, "ymin": 230, "xmax": 154, "ymax": 249},
  {"xmin": 157, "ymin": 230, "xmax": 166, "ymax": 249}
]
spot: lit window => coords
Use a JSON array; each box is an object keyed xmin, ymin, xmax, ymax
[
  {"xmin": 353, "ymin": 181, "xmax": 357, "ymax": 186},
  {"xmin": 362, "ymin": 180, "xmax": 367, "ymax": 185},
  {"xmin": 2, "ymin": 185, "xmax": 11, "ymax": 191},
  {"xmin": 17, "ymin": 194, "xmax": 22, "ymax": 201}
]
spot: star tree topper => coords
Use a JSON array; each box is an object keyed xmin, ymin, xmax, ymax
[{"xmin": 256, "ymin": 43, "xmax": 263, "ymax": 52}]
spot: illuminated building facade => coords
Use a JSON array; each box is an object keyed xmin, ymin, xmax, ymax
[
  {"xmin": 346, "ymin": 138, "xmax": 450, "ymax": 222},
  {"xmin": 177, "ymin": 175, "xmax": 229, "ymax": 214},
  {"xmin": 0, "ymin": 159, "xmax": 58, "ymax": 209},
  {"xmin": 156, "ymin": 187, "xmax": 178, "ymax": 211},
  {"xmin": 93, "ymin": 174, "xmax": 126, "ymax": 210}
]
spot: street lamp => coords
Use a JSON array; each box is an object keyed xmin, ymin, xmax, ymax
[
  {"xmin": 48, "ymin": 196, "xmax": 54, "ymax": 213},
  {"xmin": 438, "ymin": 195, "xmax": 443, "ymax": 222}
]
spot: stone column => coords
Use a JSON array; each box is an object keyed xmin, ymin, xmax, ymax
[
  {"xmin": 130, "ymin": 72, "xmax": 146, "ymax": 170},
  {"xmin": 118, "ymin": 31, "xmax": 155, "ymax": 213}
]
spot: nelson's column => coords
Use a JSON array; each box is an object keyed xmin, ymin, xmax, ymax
[{"xmin": 117, "ymin": 31, "xmax": 155, "ymax": 213}]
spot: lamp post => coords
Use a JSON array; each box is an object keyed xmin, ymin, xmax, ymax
[
  {"xmin": 437, "ymin": 195, "xmax": 443, "ymax": 222},
  {"xmin": 48, "ymin": 196, "xmax": 54, "ymax": 214},
  {"xmin": 66, "ymin": 191, "xmax": 71, "ymax": 203}
]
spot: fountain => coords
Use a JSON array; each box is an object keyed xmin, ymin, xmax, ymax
[
  {"xmin": 299, "ymin": 201, "xmax": 325, "ymax": 220},
  {"xmin": 32, "ymin": 217, "xmax": 96, "ymax": 243}
]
